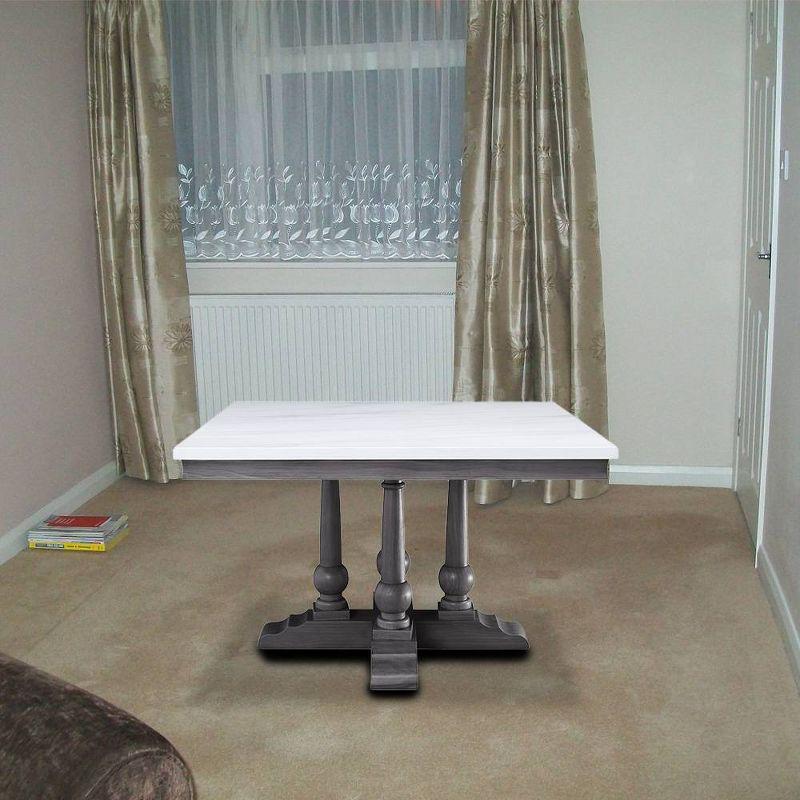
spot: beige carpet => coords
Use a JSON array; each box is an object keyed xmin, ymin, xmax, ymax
[{"xmin": 1, "ymin": 479, "xmax": 799, "ymax": 799}]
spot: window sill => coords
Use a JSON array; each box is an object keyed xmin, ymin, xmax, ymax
[{"xmin": 186, "ymin": 261, "xmax": 457, "ymax": 296}]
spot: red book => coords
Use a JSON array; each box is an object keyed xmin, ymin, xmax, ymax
[{"xmin": 44, "ymin": 515, "xmax": 111, "ymax": 529}]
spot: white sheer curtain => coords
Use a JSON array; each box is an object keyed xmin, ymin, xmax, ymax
[{"xmin": 165, "ymin": 0, "xmax": 467, "ymax": 261}]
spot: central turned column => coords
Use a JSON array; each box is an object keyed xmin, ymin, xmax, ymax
[
  {"xmin": 374, "ymin": 480, "xmax": 412, "ymax": 629},
  {"xmin": 371, "ymin": 479, "xmax": 417, "ymax": 690}
]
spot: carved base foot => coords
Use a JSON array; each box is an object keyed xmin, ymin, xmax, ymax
[
  {"xmin": 416, "ymin": 608, "xmax": 529, "ymax": 651},
  {"xmin": 258, "ymin": 609, "xmax": 372, "ymax": 649},
  {"xmin": 369, "ymin": 624, "xmax": 418, "ymax": 691}
]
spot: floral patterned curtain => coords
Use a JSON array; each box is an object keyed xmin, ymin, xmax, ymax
[
  {"xmin": 454, "ymin": 0, "xmax": 609, "ymax": 504},
  {"xmin": 87, "ymin": 0, "xmax": 199, "ymax": 482}
]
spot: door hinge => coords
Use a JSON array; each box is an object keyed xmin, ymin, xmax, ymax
[{"xmin": 737, "ymin": 416, "xmax": 742, "ymax": 437}]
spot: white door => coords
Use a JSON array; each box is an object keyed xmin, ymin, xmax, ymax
[{"xmin": 735, "ymin": 0, "xmax": 780, "ymax": 538}]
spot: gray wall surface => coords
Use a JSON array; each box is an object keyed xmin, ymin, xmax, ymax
[
  {"xmin": 582, "ymin": 0, "xmax": 747, "ymax": 467},
  {"xmin": 0, "ymin": 1, "xmax": 114, "ymax": 536}
]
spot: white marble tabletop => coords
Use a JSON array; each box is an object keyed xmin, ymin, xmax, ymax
[{"xmin": 173, "ymin": 402, "xmax": 618, "ymax": 462}]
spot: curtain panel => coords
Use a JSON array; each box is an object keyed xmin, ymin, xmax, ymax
[
  {"xmin": 87, "ymin": 0, "xmax": 199, "ymax": 482},
  {"xmin": 454, "ymin": 0, "xmax": 609, "ymax": 505}
]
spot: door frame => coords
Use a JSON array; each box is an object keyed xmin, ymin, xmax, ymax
[{"xmin": 733, "ymin": 0, "xmax": 784, "ymax": 557}]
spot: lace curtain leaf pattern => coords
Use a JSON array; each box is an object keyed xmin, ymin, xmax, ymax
[
  {"xmin": 176, "ymin": 159, "xmax": 461, "ymax": 260},
  {"xmin": 166, "ymin": 0, "xmax": 468, "ymax": 261}
]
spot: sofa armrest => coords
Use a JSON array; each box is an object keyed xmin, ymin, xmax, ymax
[{"xmin": 0, "ymin": 652, "xmax": 194, "ymax": 800}]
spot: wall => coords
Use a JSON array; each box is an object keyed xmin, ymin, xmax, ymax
[
  {"xmin": 581, "ymin": 0, "xmax": 747, "ymax": 474},
  {"xmin": 0, "ymin": 1, "xmax": 115, "ymax": 549},
  {"xmin": 760, "ymin": 0, "xmax": 800, "ymax": 686}
]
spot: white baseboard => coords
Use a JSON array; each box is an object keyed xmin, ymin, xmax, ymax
[
  {"xmin": 610, "ymin": 465, "xmax": 733, "ymax": 488},
  {"xmin": 0, "ymin": 461, "xmax": 120, "ymax": 566},
  {"xmin": 758, "ymin": 545, "xmax": 800, "ymax": 691}
]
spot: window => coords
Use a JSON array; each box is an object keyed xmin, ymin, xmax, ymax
[{"xmin": 165, "ymin": 0, "xmax": 467, "ymax": 262}]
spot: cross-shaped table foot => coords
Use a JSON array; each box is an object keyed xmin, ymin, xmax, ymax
[{"xmin": 257, "ymin": 479, "xmax": 529, "ymax": 691}]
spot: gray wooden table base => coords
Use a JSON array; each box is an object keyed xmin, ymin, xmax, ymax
[{"xmin": 257, "ymin": 479, "xmax": 529, "ymax": 692}]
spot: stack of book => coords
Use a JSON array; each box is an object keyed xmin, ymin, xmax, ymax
[{"xmin": 27, "ymin": 514, "xmax": 129, "ymax": 552}]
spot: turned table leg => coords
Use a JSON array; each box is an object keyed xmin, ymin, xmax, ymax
[
  {"xmin": 438, "ymin": 479, "xmax": 475, "ymax": 616},
  {"xmin": 312, "ymin": 480, "xmax": 349, "ymax": 619},
  {"xmin": 370, "ymin": 479, "xmax": 418, "ymax": 690},
  {"xmin": 410, "ymin": 478, "xmax": 530, "ymax": 651}
]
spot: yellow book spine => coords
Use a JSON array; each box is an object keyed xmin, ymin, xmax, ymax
[{"xmin": 28, "ymin": 528, "xmax": 129, "ymax": 553}]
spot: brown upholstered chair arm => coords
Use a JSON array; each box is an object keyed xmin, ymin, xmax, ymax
[{"xmin": 0, "ymin": 652, "xmax": 194, "ymax": 800}]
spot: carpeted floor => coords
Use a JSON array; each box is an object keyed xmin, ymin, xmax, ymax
[{"xmin": 1, "ymin": 479, "xmax": 799, "ymax": 799}]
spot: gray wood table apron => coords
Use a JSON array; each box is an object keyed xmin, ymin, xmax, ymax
[{"xmin": 182, "ymin": 458, "xmax": 608, "ymax": 691}]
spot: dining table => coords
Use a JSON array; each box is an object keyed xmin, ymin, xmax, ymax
[{"xmin": 173, "ymin": 401, "xmax": 618, "ymax": 691}]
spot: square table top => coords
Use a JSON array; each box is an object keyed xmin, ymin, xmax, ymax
[{"xmin": 173, "ymin": 401, "xmax": 618, "ymax": 463}]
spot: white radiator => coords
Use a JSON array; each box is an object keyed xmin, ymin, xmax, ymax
[{"xmin": 190, "ymin": 294, "xmax": 455, "ymax": 422}]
